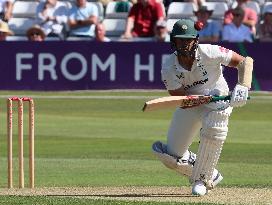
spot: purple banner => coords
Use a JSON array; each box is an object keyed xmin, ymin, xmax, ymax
[{"xmin": 0, "ymin": 41, "xmax": 271, "ymax": 91}]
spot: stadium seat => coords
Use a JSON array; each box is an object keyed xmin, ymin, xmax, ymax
[
  {"xmin": 66, "ymin": 36, "xmax": 93, "ymax": 41},
  {"xmin": 245, "ymin": 1, "xmax": 261, "ymax": 15},
  {"xmin": 12, "ymin": 1, "xmax": 39, "ymax": 18},
  {"xmin": 203, "ymin": 2, "xmax": 228, "ymax": 19},
  {"xmin": 206, "ymin": 0, "xmax": 232, "ymax": 7},
  {"xmin": 105, "ymin": 1, "xmax": 132, "ymax": 19},
  {"xmin": 103, "ymin": 18, "xmax": 126, "ymax": 37},
  {"xmin": 45, "ymin": 36, "xmax": 62, "ymax": 41},
  {"xmin": 167, "ymin": 2, "xmax": 196, "ymax": 19},
  {"xmin": 8, "ymin": 18, "xmax": 37, "ymax": 36},
  {"xmin": 262, "ymin": 2, "xmax": 272, "ymax": 14},
  {"xmin": 256, "ymin": 0, "xmax": 265, "ymax": 6},
  {"xmin": 166, "ymin": 18, "xmax": 179, "ymax": 32},
  {"xmin": 6, "ymin": 36, "xmax": 28, "ymax": 41}
]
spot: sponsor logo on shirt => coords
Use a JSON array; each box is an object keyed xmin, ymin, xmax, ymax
[
  {"xmin": 170, "ymin": 53, "xmax": 210, "ymax": 90},
  {"xmin": 183, "ymin": 78, "xmax": 209, "ymax": 90},
  {"xmin": 176, "ymin": 72, "xmax": 185, "ymax": 79}
]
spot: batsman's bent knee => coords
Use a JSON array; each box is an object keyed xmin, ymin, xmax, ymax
[
  {"xmin": 152, "ymin": 141, "xmax": 195, "ymax": 177},
  {"xmin": 201, "ymin": 107, "xmax": 232, "ymax": 141}
]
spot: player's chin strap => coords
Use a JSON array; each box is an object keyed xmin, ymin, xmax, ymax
[
  {"xmin": 173, "ymin": 36, "xmax": 199, "ymax": 59},
  {"xmin": 237, "ymin": 57, "xmax": 254, "ymax": 89}
]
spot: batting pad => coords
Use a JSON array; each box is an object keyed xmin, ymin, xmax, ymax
[
  {"xmin": 152, "ymin": 141, "xmax": 195, "ymax": 177},
  {"xmin": 190, "ymin": 137, "xmax": 224, "ymax": 189}
]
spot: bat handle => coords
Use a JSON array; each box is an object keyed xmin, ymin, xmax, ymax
[{"xmin": 211, "ymin": 95, "xmax": 251, "ymax": 102}]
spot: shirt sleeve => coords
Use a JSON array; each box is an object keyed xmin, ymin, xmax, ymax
[
  {"xmin": 206, "ymin": 45, "xmax": 233, "ymax": 66},
  {"xmin": 89, "ymin": 3, "xmax": 98, "ymax": 17},
  {"xmin": 55, "ymin": 5, "xmax": 69, "ymax": 23},
  {"xmin": 36, "ymin": 2, "xmax": 46, "ymax": 22},
  {"xmin": 128, "ymin": 4, "xmax": 137, "ymax": 19},
  {"xmin": 161, "ymin": 69, "xmax": 181, "ymax": 91},
  {"xmin": 68, "ymin": 7, "xmax": 76, "ymax": 20}
]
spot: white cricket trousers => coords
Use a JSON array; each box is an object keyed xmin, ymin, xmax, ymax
[{"xmin": 167, "ymin": 105, "xmax": 214, "ymax": 158}]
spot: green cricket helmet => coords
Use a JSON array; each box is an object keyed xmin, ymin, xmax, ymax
[
  {"xmin": 170, "ymin": 19, "xmax": 203, "ymax": 58},
  {"xmin": 171, "ymin": 19, "xmax": 199, "ymax": 39}
]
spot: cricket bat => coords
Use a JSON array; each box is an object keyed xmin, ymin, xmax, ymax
[{"xmin": 142, "ymin": 95, "xmax": 233, "ymax": 112}]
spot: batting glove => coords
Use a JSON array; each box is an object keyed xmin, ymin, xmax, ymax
[{"xmin": 230, "ymin": 84, "xmax": 248, "ymax": 107}]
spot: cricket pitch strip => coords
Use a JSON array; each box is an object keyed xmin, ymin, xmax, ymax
[{"xmin": 0, "ymin": 186, "xmax": 271, "ymax": 205}]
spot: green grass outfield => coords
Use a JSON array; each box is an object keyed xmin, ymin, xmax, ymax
[{"xmin": 0, "ymin": 90, "xmax": 271, "ymax": 205}]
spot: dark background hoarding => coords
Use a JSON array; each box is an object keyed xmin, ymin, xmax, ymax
[{"xmin": 0, "ymin": 41, "xmax": 270, "ymax": 91}]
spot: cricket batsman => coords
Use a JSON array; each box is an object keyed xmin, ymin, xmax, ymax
[{"xmin": 152, "ymin": 18, "xmax": 253, "ymax": 196}]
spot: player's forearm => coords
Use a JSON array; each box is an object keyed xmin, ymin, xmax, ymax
[
  {"xmin": 78, "ymin": 16, "xmax": 97, "ymax": 26},
  {"xmin": 68, "ymin": 20, "xmax": 79, "ymax": 29},
  {"xmin": 69, "ymin": 20, "xmax": 87, "ymax": 29},
  {"xmin": 168, "ymin": 87, "xmax": 186, "ymax": 96},
  {"xmin": 37, "ymin": 11, "xmax": 47, "ymax": 21},
  {"xmin": 228, "ymin": 52, "xmax": 244, "ymax": 67},
  {"xmin": 41, "ymin": 3, "xmax": 49, "ymax": 18}
]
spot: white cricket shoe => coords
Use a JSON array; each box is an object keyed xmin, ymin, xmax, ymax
[
  {"xmin": 192, "ymin": 180, "xmax": 207, "ymax": 196},
  {"xmin": 192, "ymin": 171, "xmax": 223, "ymax": 196}
]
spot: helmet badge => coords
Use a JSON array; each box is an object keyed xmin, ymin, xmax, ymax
[{"xmin": 182, "ymin": 25, "xmax": 188, "ymax": 30}]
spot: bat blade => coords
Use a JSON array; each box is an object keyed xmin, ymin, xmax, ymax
[
  {"xmin": 142, "ymin": 95, "xmax": 212, "ymax": 112},
  {"xmin": 142, "ymin": 95, "xmax": 249, "ymax": 112}
]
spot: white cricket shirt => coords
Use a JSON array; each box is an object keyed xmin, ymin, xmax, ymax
[{"xmin": 161, "ymin": 44, "xmax": 233, "ymax": 95}]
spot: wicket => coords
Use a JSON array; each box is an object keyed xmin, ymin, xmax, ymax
[{"xmin": 7, "ymin": 97, "xmax": 35, "ymax": 189}]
